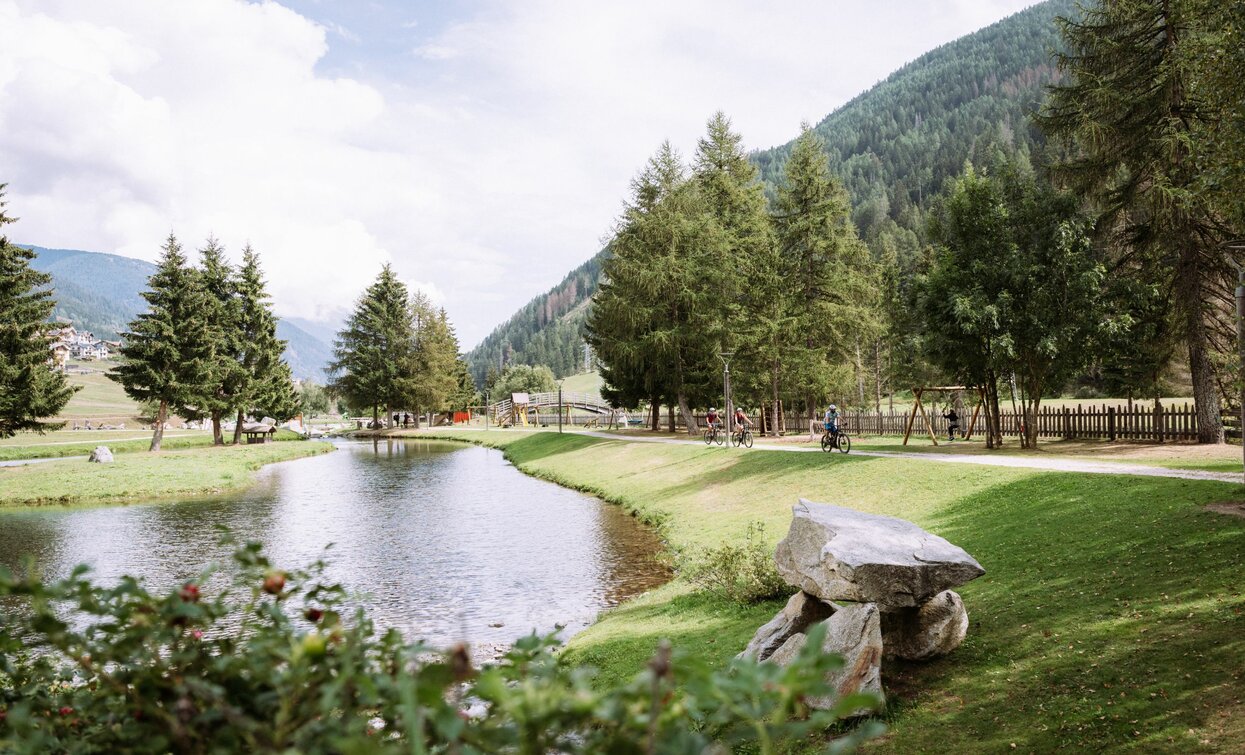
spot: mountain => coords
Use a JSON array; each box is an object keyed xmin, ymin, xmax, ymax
[
  {"xmin": 22, "ymin": 244, "xmax": 333, "ymax": 382},
  {"xmin": 466, "ymin": 0, "xmax": 1072, "ymax": 384},
  {"xmin": 465, "ymin": 253, "xmax": 603, "ymax": 384}
]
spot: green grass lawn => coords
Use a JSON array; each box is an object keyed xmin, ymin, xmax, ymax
[
  {"xmin": 0, "ymin": 440, "xmax": 331, "ymax": 507},
  {"xmin": 58, "ymin": 362, "xmax": 146, "ymax": 421},
  {"xmin": 424, "ymin": 429, "xmax": 1245, "ymax": 753},
  {"xmin": 0, "ymin": 429, "xmax": 304, "ymax": 462},
  {"xmin": 560, "ymin": 370, "xmax": 604, "ymax": 398}
]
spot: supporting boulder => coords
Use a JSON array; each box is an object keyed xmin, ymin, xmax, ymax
[
  {"xmin": 774, "ymin": 499, "xmax": 985, "ymax": 610},
  {"xmin": 737, "ymin": 590, "xmax": 836, "ymax": 662},
  {"xmin": 880, "ymin": 589, "xmax": 969, "ymax": 661},
  {"xmin": 761, "ymin": 602, "xmax": 885, "ymax": 711}
]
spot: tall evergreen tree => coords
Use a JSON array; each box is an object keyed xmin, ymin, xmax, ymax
[
  {"xmin": 0, "ymin": 186, "xmax": 77, "ymax": 437},
  {"xmin": 772, "ymin": 125, "xmax": 880, "ymax": 428},
  {"xmin": 111, "ymin": 234, "xmax": 215, "ymax": 451},
  {"xmin": 408, "ymin": 293, "xmax": 461, "ymax": 426},
  {"xmin": 692, "ymin": 112, "xmax": 775, "ymax": 428},
  {"xmin": 1037, "ymin": 0, "xmax": 1232, "ymax": 442},
  {"xmin": 231, "ymin": 245, "xmax": 297, "ymax": 441},
  {"xmin": 328, "ymin": 265, "xmax": 416, "ymax": 427},
  {"xmin": 196, "ymin": 237, "xmax": 244, "ymax": 445}
]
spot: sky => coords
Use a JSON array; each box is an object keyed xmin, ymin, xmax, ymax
[{"xmin": 0, "ymin": 0, "xmax": 1041, "ymax": 349}]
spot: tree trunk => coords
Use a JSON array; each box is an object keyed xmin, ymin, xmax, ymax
[
  {"xmin": 873, "ymin": 340, "xmax": 883, "ymax": 414},
  {"xmin": 372, "ymin": 405, "xmax": 378, "ymax": 429},
  {"xmin": 770, "ymin": 360, "xmax": 781, "ymax": 437},
  {"xmin": 1184, "ymin": 305, "xmax": 1224, "ymax": 443},
  {"xmin": 211, "ymin": 410, "xmax": 224, "ymax": 446},
  {"xmin": 232, "ymin": 409, "xmax": 244, "ymax": 445},
  {"xmin": 855, "ymin": 343, "xmax": 865, "ymax": 408},
  {"xmin": 650, "ymin": 399, "xmax": 659, "ymax": 432},
  {"xmin": 667, "ymin": 404, "xmax": 676, "ymax": 433},
  {"xmin": 413, "ymin": 408, "xmax": 421, "ymax": 429},
  {"xmin": 677, "ymin": 393, "xmax": 697, "ymax": 436},
  {"xmin": 150, "ymin": 399, "xmax": 168, "ymax": 452}
]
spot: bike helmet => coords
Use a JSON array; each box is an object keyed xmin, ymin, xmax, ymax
[
  {"xmin": 829, "ymin": 404, "xmax": 837, "ymax": 411},
  {"xmin": 709, "ymin": 407, "xmax": 716, "ymax": 412}
]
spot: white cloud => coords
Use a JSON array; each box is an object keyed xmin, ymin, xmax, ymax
[{"xmin": 0, "ymin": 0, "xmax": 1040, "ymax": 348}]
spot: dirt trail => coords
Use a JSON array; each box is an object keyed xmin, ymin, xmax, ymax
[{"xmin": 575, "ymin": 431, "xmax": 1245, "ymax": 485}]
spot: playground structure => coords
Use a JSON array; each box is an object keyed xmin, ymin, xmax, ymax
[
  {"xmin": 902, "ymin": 385, "xmax": 985, "ymax": 445},
  {"xmin": 489, "ymin": 391, "xmax": 616, "ymax": 427}
]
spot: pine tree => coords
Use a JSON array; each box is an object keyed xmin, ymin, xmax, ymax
[
  {"xmin": 328, "ymin": 265, "xmax": 415, "ymax": 427},
  {"xmin": 231, "ymin": 245, "xmax": 297, "ymax": 441},
  {"xmin": 1037, "ymin": 0, "xmax": 1232, "ymax": 443},
  {"xmin": 772, "ymin": 125, "xmax": 880, "ymax": 428},
  {"xmin": 196, "ymin": 237, "xmax": 244, "ymax": 444},
  {"xmin": 111, "ymin": 234, "xmax": 215, "ymax": 451},
  {"xmin": 0, "ymin": 186, "xmax": 77, "ymax": 437},
  {"xmin": 692, "ymin": 112, "xmax": 776, "ymax": 431},
  {"xmin": 409, "ymin": 294, "xmax": 460, "ymax": 426}
]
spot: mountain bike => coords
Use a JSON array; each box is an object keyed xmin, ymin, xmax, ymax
[
  {"xmin": 704, "ymin": 424, "xmax": 724, "ymax": 446},
  {"xmin": 820, "ymin": 428, "xmax": 851, "ymax": 454},
  {"xmin": 732, "ymin": 427, "xmax": 753, "ymax": 448}
]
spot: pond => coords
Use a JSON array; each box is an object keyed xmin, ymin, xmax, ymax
[{"xmin": 0, "ymin": 439, "xmax": 670, "ymax": 649}]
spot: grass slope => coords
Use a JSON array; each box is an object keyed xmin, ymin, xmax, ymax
[
  {"xmin": 0, "ymin": 429, "xmax": 304, "ymax": 462},
  {"xmin": 424, "ymin": 429, "xmax": 1245, "ymax": 753},
  {"xmin": 0, "ymin": 441, "xmax": 331, "ymax": 507}
]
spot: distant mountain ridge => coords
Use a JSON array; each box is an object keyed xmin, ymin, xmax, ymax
[
  {"xmin": 465, "ymin": 0, "xmax": 1072, "ymax": 383},
  {"xmin": 22, "ymin": 244, "xmax": 333, "ymax": 382}
]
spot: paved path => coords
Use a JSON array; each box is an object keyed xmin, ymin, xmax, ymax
[{"xmin": 574, "ymin": 430, "xmax": 1244, "ymax": 485}]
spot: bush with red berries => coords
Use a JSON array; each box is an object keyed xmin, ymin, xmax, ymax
[{"xmin": 0, "ymin": 539, "xmax": 881, "ymax": 753}]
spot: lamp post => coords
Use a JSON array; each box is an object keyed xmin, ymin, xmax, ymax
[
  {"xmin": 1225, "ymin": 240, "xmax": 1245, "ymax": 484},
  {"xmin": 558, "ymin": 379, "xmax": 564, "ymax": 434},
  {"xmin": 718, "ymin": 351, "xmax": 734, "ymax": 444}
]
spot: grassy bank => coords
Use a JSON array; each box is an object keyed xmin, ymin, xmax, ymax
[
  {"xmin": 0, "ymin": 440, "xmax": 332, "ymax": 507},
  {"xmin": 0, "ymin": 428, "xmax": 304, "ymax": 462},
  {"xmin": 423, "ymin": 428, "xmax": 1245, "ymax": 753}
]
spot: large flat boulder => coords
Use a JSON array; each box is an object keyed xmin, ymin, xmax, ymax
[
  {"xmin": 774, "ymin": 500, "xmax": 984, "ymax": 610},
  {"xmin": 737, "ymin": 591, "xmax": 836, "ymax": 662},
  {"xmin": 880, "ymin": 589, "xmax": 969, "ymax": 661}
]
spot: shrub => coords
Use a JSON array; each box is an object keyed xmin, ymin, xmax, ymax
[
  {"xmin": 683, "ymin": 521, "xmax": 790, "ymax": 604},
  {"xmin": 0, "ymin": 539, "xmax": 881, "ymax": 753}
]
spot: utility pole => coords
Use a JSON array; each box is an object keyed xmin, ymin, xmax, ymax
[
  {"xmin": 719, "ymin": 351, "xmax": 734, "ymax": 445},
  {"xmin": 558, "ymin": 379, "xmax": 564, "ymax": 434},
  {"xmin": 484, "ymin": 390, "xmax": 490, "ymax": 432}
]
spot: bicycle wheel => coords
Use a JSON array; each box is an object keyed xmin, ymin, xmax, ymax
[
  {"xmin": 820, "ymin": 434, "xmax": 832, "ymax": 452},
  {"xmin": 714, "ymin": 429, "xmax": 725, "ymax": 446},
  {"xmin": 743, "ymin": 431, "xmax": 753, "ymax": 448},
  {"xmin": 731, "ymin": 431, "xmax": 741, "ymax": 447},
  {"xmin": 704, "ymin": 429, "xmax": 713, "ymax": 445},
  {"xmin": 838, "ymin": 433, "xmax": 851, "ymax": 454}
]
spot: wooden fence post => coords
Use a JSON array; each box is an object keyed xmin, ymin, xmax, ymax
[{"xmin": 1108, "ymin": 406, "xmax": 1116, "ymax": 442}]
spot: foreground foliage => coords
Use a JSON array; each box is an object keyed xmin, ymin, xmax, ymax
[{"xmin": 0, "ymin": 540, "xmax": 881, "ymax": 753}]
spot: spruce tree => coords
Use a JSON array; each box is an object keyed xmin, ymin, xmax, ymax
[
  {"xmin": 692, "ymin": 112, "xmax": 776, "ymax": 429},
  {"xmin": 328, "ymin": 265, "xmax": 415, "ymax": 427},
  {"xmin": 197, "ymin": 237, "xmax": 244, "ymax": 444},
  {"xmin": 111, "ymin": 234, "xmax": 215, "ymax": 451},
  {"xmin": 0, "ymin": 186, "xmax": 77, "ymax": 437},
  {"xmin": 772, "ymin": 125, "xmax": 880, "ymax": 428},
  {"xmin": 1037, "ymin": 0, "xmax": 1232, "ymax": 442},
  {"xmin": 231, "ymin": 245, "xmax": 297, "ymax": 441}
]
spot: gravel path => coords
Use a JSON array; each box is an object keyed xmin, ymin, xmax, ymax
[{"xmin": 575, "ymin": 430, "xmax": 1244, "ymax": 485}]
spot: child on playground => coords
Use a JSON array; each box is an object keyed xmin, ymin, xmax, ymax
[{"xmin": 943, "ymin": 408, "xmax": 960, "ymax": 441}]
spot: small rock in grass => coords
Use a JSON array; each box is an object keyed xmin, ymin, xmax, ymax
[{"xmin": 88, "ymin": 446, "xmax": 114, "ymax": 463}]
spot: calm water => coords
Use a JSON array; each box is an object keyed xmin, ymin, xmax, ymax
[{"xmin": 0, "ymin": 440, "xmax": 670, "ymax": 647}]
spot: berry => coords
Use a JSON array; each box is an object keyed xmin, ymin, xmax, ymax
[
  {"xmin": 262, "ymin": 570, "xmax": 286, "ymax": 595},
  {"xmin": 179, "ymin": 583, "xmax": 200, "ymax": 603},
  {"xmin": 304, "ymin": 607, "xmax": 324, "ymax": 623}
]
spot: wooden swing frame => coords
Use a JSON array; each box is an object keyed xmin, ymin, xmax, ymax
[{"xmin": 902, "ymin": 385, "xmax": 986, "ymax": 446}]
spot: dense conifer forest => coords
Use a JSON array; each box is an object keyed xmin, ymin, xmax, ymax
[{"xmin": 465, "ymin": 0, "xmax": 1073, "ymax": 383}]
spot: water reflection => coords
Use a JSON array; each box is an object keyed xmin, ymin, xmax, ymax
[{"xmin": 0, "ymin": 440, "xmax": 670, "ymax": 646}]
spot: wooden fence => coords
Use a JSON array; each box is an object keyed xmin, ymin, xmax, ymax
[{"xmin": 644, "ymin": 403, "xmax": 1204, "ymax": 443}]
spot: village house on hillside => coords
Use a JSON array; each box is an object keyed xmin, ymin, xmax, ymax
[{"xmin": 49, "ymin": 324, "xmax": 117, "ymax": 364}]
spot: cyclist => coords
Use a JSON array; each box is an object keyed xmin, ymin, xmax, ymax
[
  {"xmin": 733, "ymin": 407, "xmax": 751, "ymax": 441},
  {"xmin": 823, "ymin": 404, "xmax": 839, "ymax": 439},
  {"xmin": 706, "ymin": 407, "xmax": 721, "ymax": 433}
]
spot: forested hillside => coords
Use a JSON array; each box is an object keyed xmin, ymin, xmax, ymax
[
  {"xmin": 465, "ymin": 253, "xmax": 603, "ymax": 383},
  {"xmin": 465, "ymin": 0, "xmax": 1072, "ymax": 382}
]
